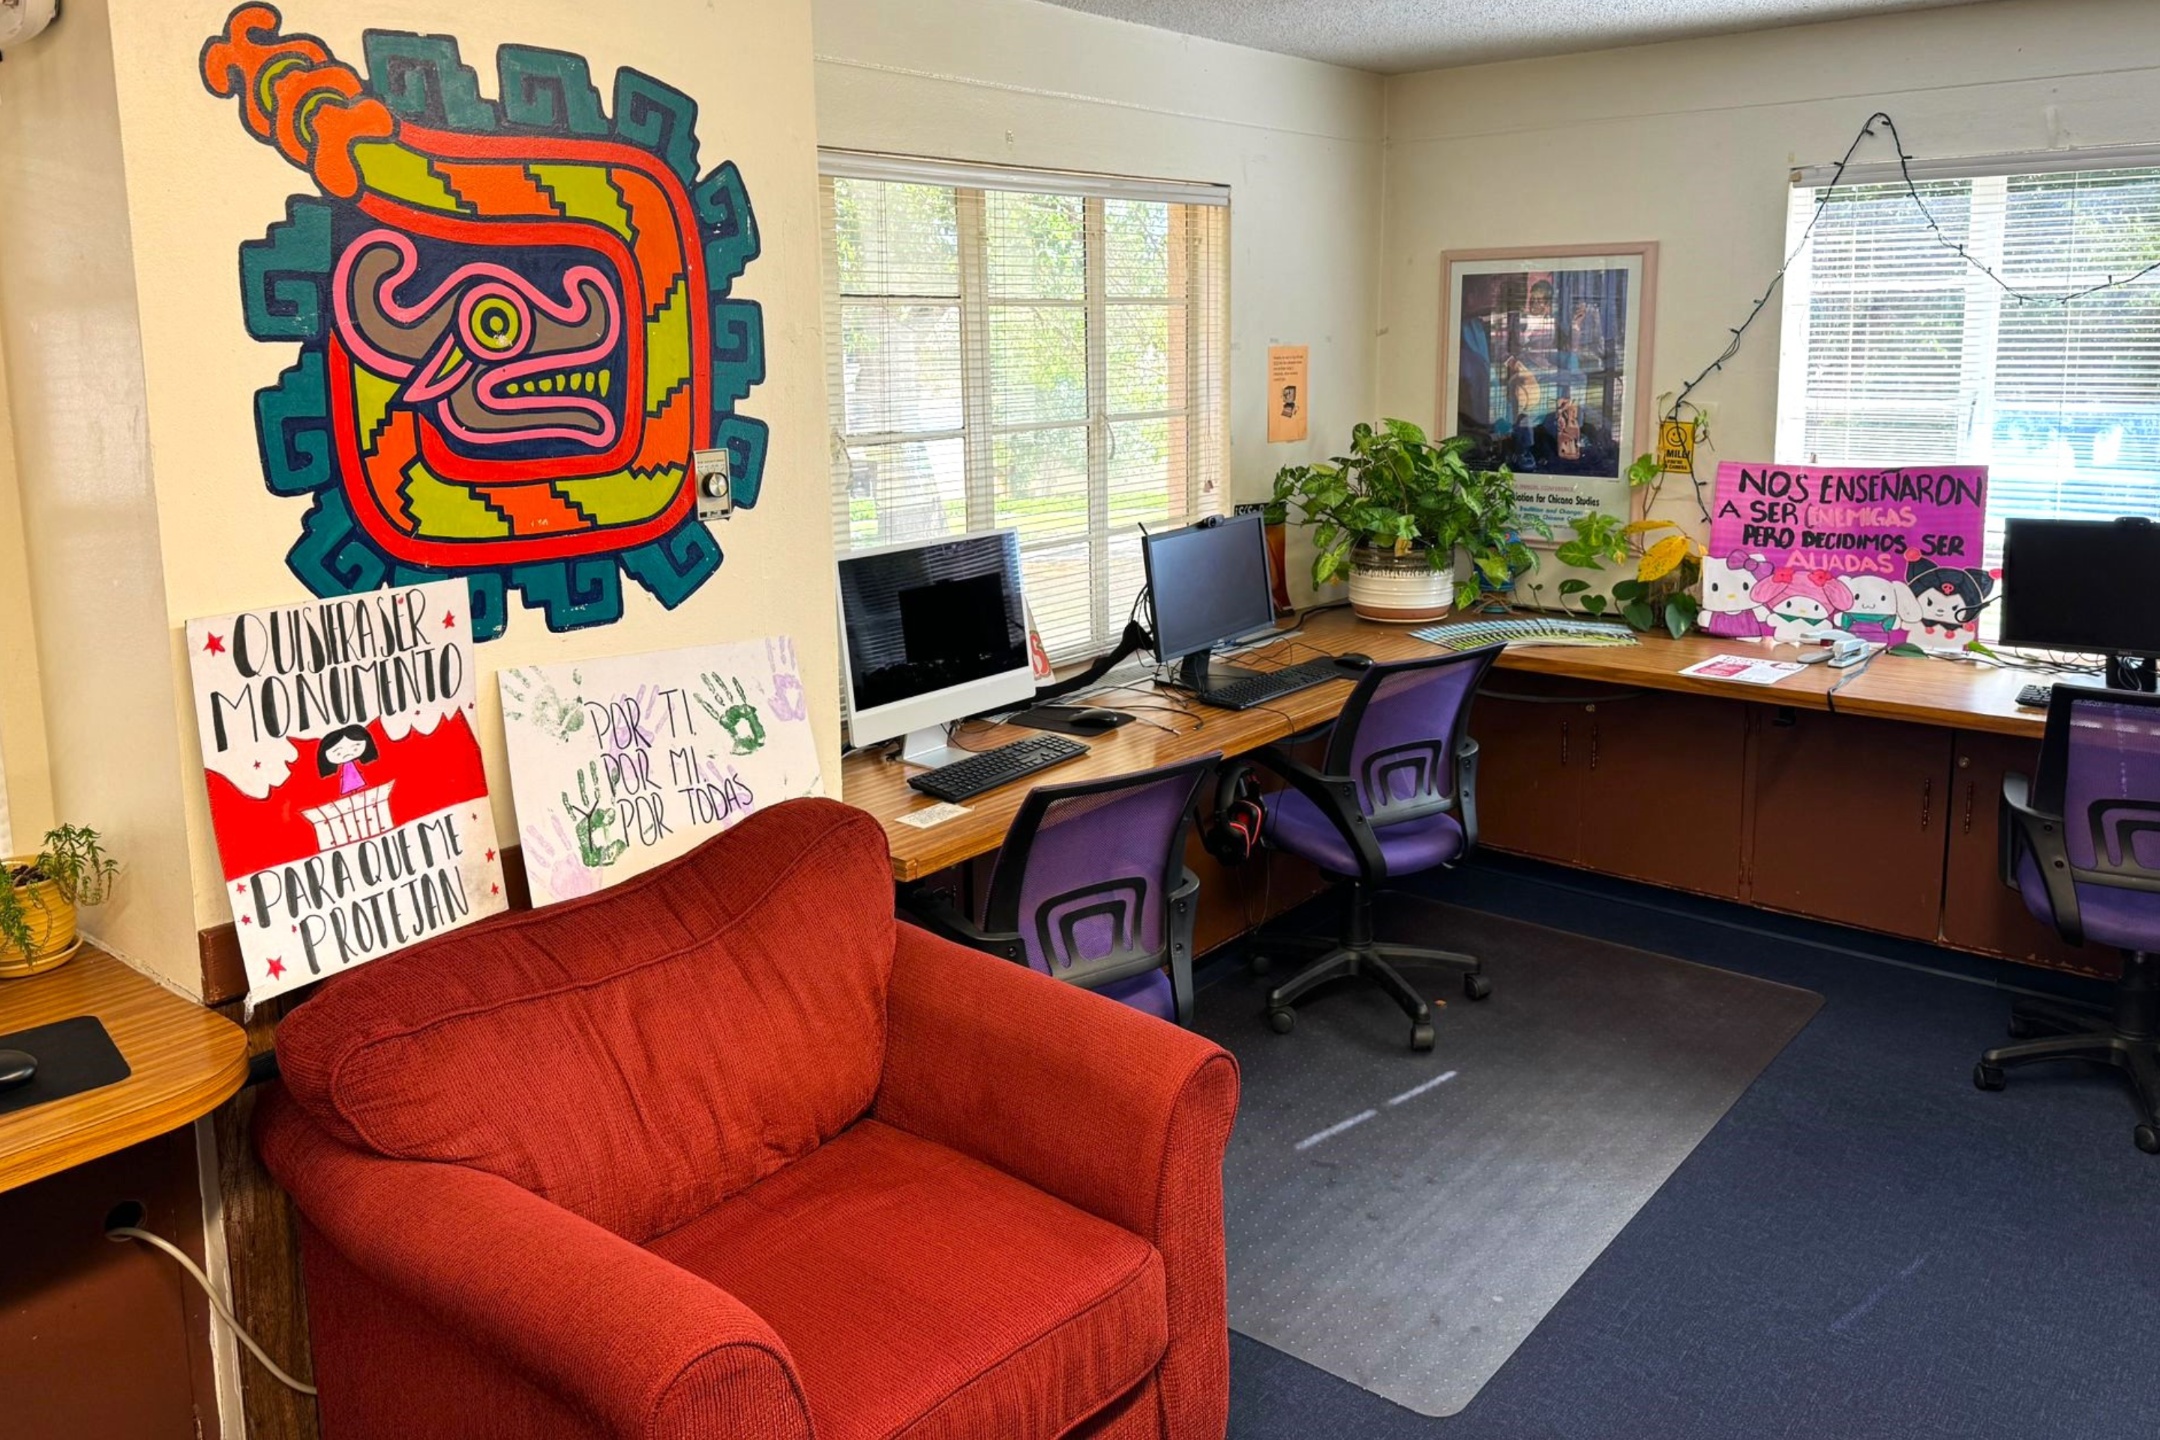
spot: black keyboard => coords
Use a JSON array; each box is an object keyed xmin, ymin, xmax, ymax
[
  {"xmin": 1196, "ymin": 657, "xmax": 1349, "ymax": 711},
  {"xmin": 2017, "ymin": 684, "xmax": 2053, "ymax": 710},
  {"xmin": 907, "ymin": 734, "xmax": 1089, "ymax": 803}
]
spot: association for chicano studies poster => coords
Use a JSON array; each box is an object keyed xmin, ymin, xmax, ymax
[{"xmin": 186, "ymin": 580, "xmax": 507, "ymax": 1004}]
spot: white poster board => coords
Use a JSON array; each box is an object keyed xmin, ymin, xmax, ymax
[
  {"xmin": 186, "ymin": 580, "xmax": 508, "ymax": 1004},
  {"xmin": 499, "ymin": 636, "xmax": 822, "ymax": 906}
]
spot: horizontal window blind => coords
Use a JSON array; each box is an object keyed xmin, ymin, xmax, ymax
[
  {"xmin": 1777, "ymin": 165, "xmax": 2160, "ymax": 610},
  {"xmin": 821, "ymin": 158, "xmax": 1230, "ymax": 665}
]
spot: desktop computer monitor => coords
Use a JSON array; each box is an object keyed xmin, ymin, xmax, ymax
[
  {"xmin": 838, "ymin": 529, "xmax": 1038, "ymax": 766},
  {"xmin": 2000, "ymin": 516, "xmax": 2160, "ymax": 691},
  {"xmin": 1142, "ymin": 514, "xmax": 1278, "ymax": 692}
]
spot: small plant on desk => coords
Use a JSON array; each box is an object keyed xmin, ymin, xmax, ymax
[
  {"xmin": 0, "ymin": 824, "xmax": 121, "ymax": 978},
  {"xmin": 1525, "ymin": 453, "xmax": 1706, "ymax": 638}
]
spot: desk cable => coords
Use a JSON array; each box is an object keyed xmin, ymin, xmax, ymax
[
  {"xmin": 1824, "ymin": 645, "xmax": 1884, "ymax": 712},
  {"xmin": 108, "ymin": 1220, "xmax": 319, "ymax": 1395}
]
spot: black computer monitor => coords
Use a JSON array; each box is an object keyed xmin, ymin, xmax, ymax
[
  {"xmin": 1142, "ymin": 514, "xmax": 1277, "ymax": 692},
  {"xmin": 2000, "ymin": 516, "xmax": 2160, "ymax": 691},
  {"xmin": 837, "ymin": 530, "xmax": 1037, "ymax": 765}
]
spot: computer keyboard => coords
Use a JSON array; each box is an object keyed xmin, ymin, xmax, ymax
[
  {"xmin": 906, "ymin": 734, "xmax": 1090, "ymax": 803},
  {"xmin": 2017, "ymin": 684, "xmax": 2053, "ymax": 710},
  {"xmin": 1195, "ymin": 657, "xmax": 1350, "ymax": 711}
]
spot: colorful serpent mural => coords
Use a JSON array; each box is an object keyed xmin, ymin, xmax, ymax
[{"xmin": 200, "ymin": 5, "xmax": 766, "ymax": 639}]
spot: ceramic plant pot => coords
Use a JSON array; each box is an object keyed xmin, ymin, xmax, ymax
[
  {"xmin": 1346, "ymin": 545, "xmax": 1457, "ymax": 623},
  {"xmin": 0, "ymin": 860, "xmax": 80, "ymax": 979}
]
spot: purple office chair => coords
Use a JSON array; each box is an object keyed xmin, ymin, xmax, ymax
[
  {"xmin": 1244, "ymin": 645, "xmax": 1502, "ymax": 1051},
  {"xmin": 1979, "ymin": 686, "xmax": 2160, "ymax": 1153},
  {"xmin": 903, "ymin": 755, "xmax": 1218, "ymax": 1026}
]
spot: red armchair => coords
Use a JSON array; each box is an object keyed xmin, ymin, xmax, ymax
[{"xmin": 256, "ymin": 798, "xmax": 1240, "ymax": 1439}]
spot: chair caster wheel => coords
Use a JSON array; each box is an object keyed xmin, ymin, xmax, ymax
[
  {"xmin": 1249, "ymin": 954, "xmax": 1272, "ymax": 977},
  {"xmin": 1411, "ymin": 1023, "xmax": 1435, "ymax": 1052},
  {"xmin": 1463, "ymin": 974, "xmax": 1492, "ymax": 1001},
  {"xmin": 1267, "ymin": 1007, "xmax": 1296, "ymax": 1035},
  {"xmin": 1974, "ymin": 1062, "xmax": 2006, "ymax": 1092},
  {"xmin": 2137, "ymin": 1124, "xmax": 2160, "ymax": 1155}
]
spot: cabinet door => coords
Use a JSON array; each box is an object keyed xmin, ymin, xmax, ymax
[
  {"xmin": 1942, "ymin": 730, "xmax": 2119, "ymax": 979},
  {"xmin": 1465, "ymin": 675, "xmax": 1582, "ymax": 864},
  {"xmin": 1748, "ymin": 707, "xmax": 1953, "ymax": 940},
  {"xmin": 1578, "ymin": 691, "xmax": 1749, "ymax": 899}
]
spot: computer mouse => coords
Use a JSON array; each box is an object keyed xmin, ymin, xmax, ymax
[
  {"xmin": 1066, "ymin": 708, "xmax": 1125, "ymax": 734},
  {"xmin": 1336, "ymin": 652, "xmax": 1375, "ymax": 672},
  {"xmin": 0, "ymin": 1048, "xmax": 35, "ymax": 1092}
]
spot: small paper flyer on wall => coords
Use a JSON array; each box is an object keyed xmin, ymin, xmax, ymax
[
  {"xmin": 186, "ymin": 579, "xmax": 508, "ymax": 1006},
  {"xmin": 1267, "ymin": 345, "xmax": 1309, "ymax": 444},
  {"xmin": 498, "ymin": 636, "xmax": 823, "ymax": 908}
]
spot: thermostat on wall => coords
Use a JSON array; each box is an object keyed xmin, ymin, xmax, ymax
[{"xmin": 694, "ymin": 447, "xmax": 733, "ymax": 523}]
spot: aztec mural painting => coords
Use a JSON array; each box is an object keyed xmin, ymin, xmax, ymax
[{"xmin": 200, "ymin": 5, "xmax": 766, "ymax": 639}]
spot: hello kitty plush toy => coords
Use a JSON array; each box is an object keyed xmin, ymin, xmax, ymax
[
  {"xmin": 1752, "ymin": 567, "xmax": 1855, "ymax": 643},
  {"xmin": 1699, "ymin": 550, "xmax": 1775, "ymax": 638}
]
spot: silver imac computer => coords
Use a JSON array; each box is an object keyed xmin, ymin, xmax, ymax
[{"xmin": 837, "ymin": 529, "xmax": 1038, "ymax": 768}]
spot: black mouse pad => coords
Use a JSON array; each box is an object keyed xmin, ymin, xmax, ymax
[
  {"xmin": 1008, "ymin": 706, "xmax": 1134, "ymax": 737},
  {"xmin": 0, "ymin": 1016, "xmax": 131, "ymax": 1116}
]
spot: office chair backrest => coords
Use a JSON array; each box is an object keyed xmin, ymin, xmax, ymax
[
  {"xmin": 1322, "ymin": 644, "xmax": 1502, "ymax": 827},
  {"xmin": 2038, "ymin": 687, "xmax": 2160, "ymax": 893},
  {"xmin": 984, "ymin": 754, "xmax": 1217, "ymax": 990}
]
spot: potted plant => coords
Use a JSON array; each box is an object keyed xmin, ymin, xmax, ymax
[
  {"xmin": 1272, "ymin": 419, "xmax": 1547, "ymax": 623},
  {"xmin": 1524, "ymin": 454, "xmax": 1706, "ymax": 637},
  {"xmin": 0, "ymin": 825, "xmax": 120, "ymax": 979}
]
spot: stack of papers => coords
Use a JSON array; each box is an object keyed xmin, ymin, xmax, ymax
[{"xmin": 1678, "ymin": 654, "xmax": 1809, "ymax": 687}]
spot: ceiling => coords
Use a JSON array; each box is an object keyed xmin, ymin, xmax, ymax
[{"xmin": 1037, "ymin": 0, "xmax": 1994, "ymax": 74}]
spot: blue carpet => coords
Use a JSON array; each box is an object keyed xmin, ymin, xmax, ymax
[{"xmin": 1222, "ymin": 857, "xmax": 2160, "ymax": 1440}]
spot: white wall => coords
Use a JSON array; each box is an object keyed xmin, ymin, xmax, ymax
[
  {"xmin": 1378, "ymin": 0, "xmax": 2160, "ymax": 578},
  {"xmin": 814, "ymin": 0, "xmax": 1386, "ymax": 598}
]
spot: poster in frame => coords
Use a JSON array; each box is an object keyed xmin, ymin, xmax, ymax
[{"xmin": 1438, "ymin": 243, "xmax": 1659, "ymax": 539}]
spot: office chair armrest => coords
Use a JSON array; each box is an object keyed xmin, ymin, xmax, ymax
[
  {"xmin": 897, "ymin": 884, "xmax": 1026, "ymax": 963},
  {"xmin": 1168, "ymin": 866, "xmax": 1201, "ymax": 1026},
  {"xmin": 2002, "ymin": 771, "xmax": 2084, "ymax": 946},
  {"xmin": 1247, "ymin": 745, "xmax": 1387, "ymax": 878},
  {"xmin": 1456, "ymin": 737, "xmax": 1481, "ymax": 854}
]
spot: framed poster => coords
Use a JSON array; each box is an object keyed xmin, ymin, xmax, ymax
[
  {"xmin": 1439, "ymin": 243, "xmax": 1658, "ymax": 536},
  {"xmin": 499, "ymin": 636, "xmax": 823, "ymax": 907}
]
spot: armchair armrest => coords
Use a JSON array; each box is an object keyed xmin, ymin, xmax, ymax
[
  {"xmin": 876, "ymin": 923, "xmax": 1238, "ymax": 1436},
  {"xmin": 255, "ymin": 1090, "xmax": 812, "ymax": 1439},
  {"xmin": 2002, "ymin": 770, "xmax": 2084, "ymax": 946},
  {"xmin": 1247, "ymin": 744, "xmax": 1386, "ymax": 877}
]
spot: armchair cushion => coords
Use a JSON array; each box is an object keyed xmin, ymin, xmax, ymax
[
  {"xmin": 274, "ymin": 798, "xmax": 897, "ymax": 1241},
  {"xmin": 648, "ymin": 1118, "xmax": 1166, "ymax": 1440},
  {"xmin": 1262, "ymin": 787, "xmax": 1464, "ymax": 878}
]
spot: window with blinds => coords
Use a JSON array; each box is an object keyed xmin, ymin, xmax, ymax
[
  {"xmin": 1777, "ymin": 161, "xmax": 2160, "ymax": 580},
  {"xmin": 820, "ymin": 155, "xmax": 1230, "ymax": 664}
]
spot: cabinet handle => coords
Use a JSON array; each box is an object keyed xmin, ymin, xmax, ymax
[
  {"xmin": 1590, "ymin": 719, "xmax": 1600, "ymax": 771},
  {"xmin": 1921, "ymin": 776, "xmax": 1933, "ymax": 831},
  {"xmin": 1962, "ymin": 779, "xmax": 1975, "ymax": 836},
  {"xmin": 1560, "ymin": 718, "xmax": 1569, "ymax": 767}
]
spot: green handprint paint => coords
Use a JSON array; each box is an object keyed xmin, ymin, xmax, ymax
[
  {"xmin": 503, "ymin": 669, "xmax": 588, "ymax": 745},
  {"xmin": 560, "ymin": 760, "xmax": 629, "ymax": 868},
  {"xmin": 693, "ymin": 673, "xmax": 766, "ymax": 754}
]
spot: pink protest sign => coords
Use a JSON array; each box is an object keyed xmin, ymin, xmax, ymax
[{"xmin": 1701, "ymin": 462, "xmax": 1991, "ymax": 652}]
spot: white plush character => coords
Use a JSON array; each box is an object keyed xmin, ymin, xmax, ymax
[
  {"xmin": 1753, "ymin": 567, "xmax": 1855, "ymax": 644},
  {"xmin": 1700, "ymin": 551, "xmax": 1774, "ymax": 639},
  {"xmin": 1838, "ymin": 575, "xmax": 1921, "ymax": 644}
]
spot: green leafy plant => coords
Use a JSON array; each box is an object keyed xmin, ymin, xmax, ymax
[
  {"xmin": 1526, "ymin": 453, "xmax": 1706, "ymax": 638},
  {"xmin": 0, "ymin": 825, "xmax": 120, "ymax": 959},
  {"xmin": 1271, "ymin": 419, "xmax": 1550, "ymax": 590}
]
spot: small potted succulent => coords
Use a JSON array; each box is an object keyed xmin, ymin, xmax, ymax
[
  {"xmin": 1272, "ymin": 419, "xmax": 1547, "ymax": 623},
  {"xmin": 0, "ymin": 825, "xmax": 120, "ymax": 978}
]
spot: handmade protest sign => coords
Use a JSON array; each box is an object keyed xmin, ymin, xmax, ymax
[
  {"xmin": 1701, "ymin": 462, "xmax": 1991, "ymax": 652},
  {"xmin": 187, "ymin": 580, "xmax": 507, "ymax": 1005},
  {"xmin": 498, "ymin": 636, "xmax": 823, "ymax": 907}
]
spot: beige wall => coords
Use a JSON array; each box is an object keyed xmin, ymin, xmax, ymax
[
  {"xmin": 1377, "ymin": 0, "xmax": 2160, "ymax": 592},
  {"xmin": 0, "ymin": 320, "xmax": 58, "ymax": 852},
  {"xmin": 814, "ymin": 0, "xmax": 1386, "ymax": 599},
  {"xmin": 0, "ymin": 0, "xmax": 198, "ymax": 985},
  {"xmin": 0, "ymin": 0, "xmax": 835, "ymax": 994}
]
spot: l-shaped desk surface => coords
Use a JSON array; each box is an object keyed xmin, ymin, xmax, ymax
[{"xmin": 843, "ymin": 607, "xmax": 2049, "ymax": 882}]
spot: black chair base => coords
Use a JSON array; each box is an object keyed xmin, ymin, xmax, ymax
[
  {"xmin": 1250, "ymin": 884, "xmax": 1486, "ymax": 1052},
  {"xmin": 1975, "ymin": 951, "xmax": 2160, "ymax": 1154}
]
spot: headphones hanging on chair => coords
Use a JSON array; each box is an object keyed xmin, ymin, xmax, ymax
[{"xmin": 1202, "ymin": 761, "xmax": 1266, "ymax": 866}]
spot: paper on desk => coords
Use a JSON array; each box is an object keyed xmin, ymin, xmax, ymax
[
  {"xmin": 897, "ymin": 802, "xmax": 972, "ymax": 830},
  {"xmin": 1679, "ymin": 654, "xmax": 1810, "ymax": 687}
]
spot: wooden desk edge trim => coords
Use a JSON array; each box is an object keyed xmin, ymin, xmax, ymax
[{"xmin": 0, "ymin": 1039, "xmax": 249, "ymax": 1195}]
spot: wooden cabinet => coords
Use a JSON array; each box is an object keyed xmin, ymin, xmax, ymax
[
  {"xmin": 1467, "ymin": 672, "xmax": 1589, "ymax": 863},
  {"xmin": 1941, "ymin": 730, "xmax": 2118, "ymax": 978},
  {"xmin": 1747, "ymin": 707, "xmax": 1953, "ymax": 941},
  {"xmin": 1577, "ymin": 691, "xmax": 1748, "ymax": 899}
]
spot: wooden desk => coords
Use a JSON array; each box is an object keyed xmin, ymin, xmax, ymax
[
  {"xmin": 0, "ymin": 947, "xmax": 249, "ymax": 1193},
  {"xmin": 848, "ymin": 607, "xmax": 2047, "ymax": 882}
]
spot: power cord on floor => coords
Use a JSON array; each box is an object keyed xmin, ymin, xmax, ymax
[{"xmin": 108, "ymin": 1223, "xmax": 319, "ymax": 1396}]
